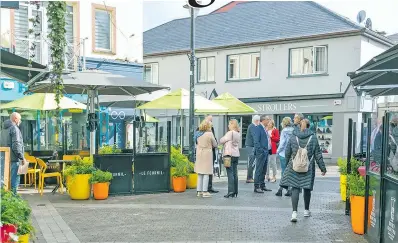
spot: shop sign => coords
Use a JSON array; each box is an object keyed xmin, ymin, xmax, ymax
[
  {"xmin": 256, "ymin": 103, "xmax": 297, "ymax": 112},
  {"xmin": 68, "ymin": 108, "xmax": 83, "ymax": 113}
]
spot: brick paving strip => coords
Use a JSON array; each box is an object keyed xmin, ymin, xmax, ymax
[{"xmin": 29, "ymin": 199, "xmax": 81, "ymax": 243}]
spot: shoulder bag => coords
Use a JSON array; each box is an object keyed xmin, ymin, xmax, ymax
[{"xmin": 223, "ymin": 132, "xmax": 234, "ymax": 168}]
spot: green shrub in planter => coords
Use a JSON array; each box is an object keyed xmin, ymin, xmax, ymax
[
  {"xmin": 99, "ymin": 144, "xmax": 122, "ymax": 155},
  {"xmin": 89, "ymin": 170, "xmax": 113, "ymax": 184}
]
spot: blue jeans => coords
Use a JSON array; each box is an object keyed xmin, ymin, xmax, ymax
[
  {"xmin": 11, "ymin": 161, "xmax": 20, "ymax": 194},
  {"xmin": 279, "ymin": 155, "xmax": 287, "ymax": 177}
]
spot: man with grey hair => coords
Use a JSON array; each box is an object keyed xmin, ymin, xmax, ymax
[
  {"xmin": 253, "ymin": 115, "xmax": 272, "ymax": 193},
  {"xmin": 245, "ymin": 115, "xmax": 260, "ymax": 183},
  {"xmin": 0, "ymin": 112, "xmax": 26, "ymax": 194}
]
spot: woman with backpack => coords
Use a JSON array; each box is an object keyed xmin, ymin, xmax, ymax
[{"xmin": 279, "ymin": 119, "xmax": 327, "ymax": 222}]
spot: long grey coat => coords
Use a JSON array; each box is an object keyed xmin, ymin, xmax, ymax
[{"xmin": 280, "ymin": 128, "xmax": 326, "ymax": 191}]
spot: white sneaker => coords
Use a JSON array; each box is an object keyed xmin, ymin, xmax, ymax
[
  {"xmin": 202, "ymin": 192, "xmax": 212, "ymax": 198},
  {"xmin": 291, "ymin": 211, "xmax": 298, "ymax": 222},
  {"xmin": 304, "ymin": 210, "xmax": 311, "ymax": 217}
]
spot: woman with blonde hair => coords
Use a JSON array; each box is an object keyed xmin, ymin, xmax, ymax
[
  {"xmin": 266, "ymin": 119, "xmax": 280, "ymax": 183},
  {"xmin": 275, "ymin": 117, "xmax": 294, "ymax": 197},
  {"xmin": 195, "ymin": 120, "xmax": 217, "ymax": 198},
  {"xmin": 220, "ymin": 119, "xmax": 241, "ymax": 198}
]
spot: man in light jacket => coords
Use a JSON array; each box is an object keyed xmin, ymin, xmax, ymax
[
  {"xmin": 245, "ymin": 115, "xmax": 260, "ymax": 183},
  {"xmin": 0, "ymin": 112, "xmax": 26, "ymax": 194}
]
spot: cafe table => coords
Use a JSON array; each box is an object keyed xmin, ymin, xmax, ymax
[{"xmin": 47, "ymin": 160, "xmax": 73, "ymax": 194}]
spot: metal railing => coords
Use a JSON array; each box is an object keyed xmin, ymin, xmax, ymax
[{"xmin": 5, "ymin": 31, "xmax": 84, "ymax": 72}]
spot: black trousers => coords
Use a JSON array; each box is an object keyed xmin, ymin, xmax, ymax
[
  {"xmin": 208, "ymin": 149, "xmax": 216, "ymax": 190},
  {"xmin": 226, "ymin": 157, "xmax": 239, "ymax": 194},
  {"xmin": 291, "ymin": 187, "xmax": 311, "ymax": 211}
]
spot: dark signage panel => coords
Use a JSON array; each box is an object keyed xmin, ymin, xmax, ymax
[
  {"xmin": 134, "ymin": 153, "xmax": 169, "ymax": 194},
  {"xmin": 0, "ymin": 1, "xmax": 19, "ymax": 9},
  {"xmin": 94, "ymin": 154, "xmax": 133, "ymax": 195},
  {"xmin": 383, "ymin": 180, "xmax": 398, "ymax": 243}
]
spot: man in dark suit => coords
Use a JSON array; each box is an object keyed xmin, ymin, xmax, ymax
[
  {"xmin": 253, "ymin": 115, "xmax": 272, "ymax": 193},
  {"xmin": 245, "ymin": 115, "xmax": 260, "ymax": 183},
  {"xmin": 196, "ymin": 115, "xmax": 218, "ymax": 193}
]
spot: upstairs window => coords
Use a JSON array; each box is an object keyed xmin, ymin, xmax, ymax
[
  {"xmin": 92, "ymin": 3, "xmax": 116, "ymax": 54},
  {"xmin": 290, "ymin": 46, "xmax": 327, "ymax": 76},
  {"xmin": 144, "ymin": 63, "xmax": 159, "ymax": 84},
  {"xmin": 227, "ymin": 53, "xmax": 260, "ymax": 81},
  {"xmin": 197, "ymin": 57, "xmax": 215, "ymax": 83}
]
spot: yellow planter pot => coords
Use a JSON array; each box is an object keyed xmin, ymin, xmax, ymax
[
  {"xmin": 187, "ymin": 173, "xmax": 198, "ymax": 189},
  {"xmin": 340, "ymin": 175, "xmax": 347, "ymax": 202},
  {"xmin": 67, "ymin": 174, "xmax": 91, "ymax": 200},
  {"xmin": 170, "ymin": 167, "xmax": 176, "ymax": 189},
  {"xmin": 18, "ymin": 234, "xmax": 29, "ymax": 243}
]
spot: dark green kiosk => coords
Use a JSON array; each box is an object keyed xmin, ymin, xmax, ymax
[{"xmin": 348, "ymin": 44, "xmax": 398, "ymax": 243}]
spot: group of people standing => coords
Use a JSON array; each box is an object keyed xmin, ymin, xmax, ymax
[{"xmin": 194, "ymin": 113, "xmax": 327, "ymax": 222}]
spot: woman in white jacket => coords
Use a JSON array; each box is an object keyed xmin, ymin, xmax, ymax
[{"xmin": 220, "ymin": 119, "xmax": 241, "ymax": 198}]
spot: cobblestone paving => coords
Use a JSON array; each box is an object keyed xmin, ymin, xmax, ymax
[{"xmin": 22, "ymin": 171, "xmax": 367, "ymax": 243}]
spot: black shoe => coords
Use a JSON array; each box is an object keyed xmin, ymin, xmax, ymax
[
  {"xmin": 254, "ymin": 188, "xmax": 264, "ymax": 193},
  {"xmin": 285, "ymin": 190, "xmax": 292, "ymax": 197},
  {"xmin": 208, "ymin": 189, "xmax": 219, "ymax": 193},
  {"xmin": 261, "ymin": 187, "xmax": 272, "ymax": 192},
  {"xmin": 224, "ymin": 192, "xmax": 235, "ymax": 198},
  {"xmin": 275, "ymin": 189, "xmax": 282, "ymax": 197}
]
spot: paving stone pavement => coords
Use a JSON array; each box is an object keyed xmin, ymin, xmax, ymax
[{"xmin": 22, "ymin": 168, "xmax": 367, "ymax": 243}]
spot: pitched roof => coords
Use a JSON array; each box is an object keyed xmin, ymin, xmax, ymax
[
  {"xmin": 144, "ymin": 1, "xmax": 390, "ymax": 56},
  {"xmin": 388, "ymin": 33, "xmax": 398, "ymax": 43}
]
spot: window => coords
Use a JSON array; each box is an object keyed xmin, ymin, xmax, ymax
[
  {"xmin": 227, "ymin": 53, "xmax": 260, "ymax": 80},
  {"xmin": 92, "ymin": 4, "xmax": 116, "ymax": 53},
  {"xmin": 13, "ymin": 3, "xmax": 43, "ymax": 63},
  {"xmin": 290, "ymin": 46, "xmax": 327, "ymax": 76},
  {"xmin": 197, "ymin": 57, "xmax": 215, "ymax": 82},
  {"xmin": 144, "ymin": 63, "xmax": 159, "ymax": 84}
]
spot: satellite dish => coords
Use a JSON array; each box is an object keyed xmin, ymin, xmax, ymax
[
  {"xmin": 365, "ymin": 18, "xmax": 372, "ymax": 29},
  {"xmin": 357, "ymin": 10, "xmax": 366, "ymax": 24}
]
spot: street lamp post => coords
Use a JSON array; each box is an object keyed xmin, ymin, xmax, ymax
[{"xmin": 185, "ymin": 4, "xmax": 198, "ymax": 162}]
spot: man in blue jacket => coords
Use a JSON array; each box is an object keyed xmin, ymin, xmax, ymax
[
  {"xmin": 253, "ymin": 115, "xmax": 272, "ymax": 193},
  {"xmin": 245, "ymin": 115, "xmax": 260, "ymax": 183}
]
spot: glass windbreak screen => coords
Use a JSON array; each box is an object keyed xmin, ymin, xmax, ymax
[
  {"xmin": 367, "ymin": 175, "xmax": 382, "ymax": 241},
  {"xmin": 383, "ymin": 180, "xmax": 398, "ymax": 243},
  {"xmin": 369, "ymin": 117, "xmax": 383, "ymax": 174},
  {"xmin": 387, "ymin": 113, "xmax": 398, "ymax": 180},
  {"xmin": 133, "ymin": 121, "xmax": 168, "ymax": 154}
]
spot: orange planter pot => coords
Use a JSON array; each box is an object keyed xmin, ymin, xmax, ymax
[
  {"xmin": 93, "ymin": 182, "xmax": 110, "ymax": 200},
  {"xmin": 350, "ymin": 195, "xmax": 373, "ymax": 235},
  {"xmin": 172, "ymin": 176, "xmax": 187, "ymax": 193}
]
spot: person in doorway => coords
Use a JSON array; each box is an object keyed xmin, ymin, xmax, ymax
[
  {"xmin": 220, "ymin": 119, "xmax": 241, "ymax": 198},
  {"xmin": 280, "ymin": 119, "xmax": 327, "ymax": 222},
  {"xmin": 245, "ymin": 115, "xmax": 260, "ymax": 183},
  {"xmin": 0, "ymin": 112, "xmax": 26, "ymax": 194},
  {"xmin": 265, "ymin": 119, "xmax": 279, "ymax": 183},
  {"xmin": 195, "ymin": 120, "xmax": 217, "ymax": 198},
  {"xmin": 253, "ymin": 115, "xmax": 272, "ymax": 193},
  {"xmin": 275, "ymin": 117, "xmax": 294, "ymax": 197}
]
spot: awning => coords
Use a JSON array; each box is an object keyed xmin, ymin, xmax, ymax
[
  {"xmin": 0, "ymin": 49, "xmax": 49, "ymax": 84},
  {"xmin": 348, "ymin": 44, "xmax": 398, "ymax": 96}
]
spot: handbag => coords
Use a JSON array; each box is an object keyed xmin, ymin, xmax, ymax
[{"xmin": 223, "ymin": 131, "xmax": 234, "ymax": 168}]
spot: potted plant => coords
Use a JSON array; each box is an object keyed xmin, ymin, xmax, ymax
[
  {"xmin": 170, "ymin": 146, "xmax": 182, "ymax": 189},
  {"xmin": 89, "ymin": 169, "xmax": 113, "ymax": 200},
  {"xmin": 186, "ymin": 162, "xmax": 197, "ymax": 189},
  {"xmin": 348, "ymin": 174, "xmax": 373, "ymax": 235},
  {"xmin": 64, "ymin": 157, "xmax": 95, "ymax": 200},
  {"xmin": 172, "ymin": 160, "xmax": 189, "ymax": 192},
  {"xmin": 1, "ymin": 189, "xmax": 34, "ymax": 243},
  {"xmin": 337, "ymin": 157, "xmax": 347, "ymax": 201}
]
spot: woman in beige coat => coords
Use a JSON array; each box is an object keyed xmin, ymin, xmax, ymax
[{"xmin": 195, "ymin": 120, "xmax": 217, "ymax": 198}]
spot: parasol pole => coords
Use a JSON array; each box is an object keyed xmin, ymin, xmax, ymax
[{"xmin": 88, "ymin": 89, "xmax": 96, "ymax": 155}]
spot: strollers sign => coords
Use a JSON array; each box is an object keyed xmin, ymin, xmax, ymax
[{"xmin": 256, "ymin": 103, "xmax": 297, "ymax": 112}]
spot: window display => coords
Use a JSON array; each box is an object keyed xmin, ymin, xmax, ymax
[{"xmin": 306, "ymin": 114, "xmax": 332, "ymax": 155}]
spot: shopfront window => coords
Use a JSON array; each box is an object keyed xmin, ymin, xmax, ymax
[{"xmin": 305, "ymin": 114, "xmax": 332, "ymax": 155}]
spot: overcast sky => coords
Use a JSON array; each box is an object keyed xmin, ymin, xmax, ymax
[{"xmin": 143, "ymin": 0, "xmax": 398, "ymax": 36}]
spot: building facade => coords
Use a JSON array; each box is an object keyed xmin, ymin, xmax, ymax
[{"xmin": 143, "ymin": 1, "xmax": 394, "ymax": 162}]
